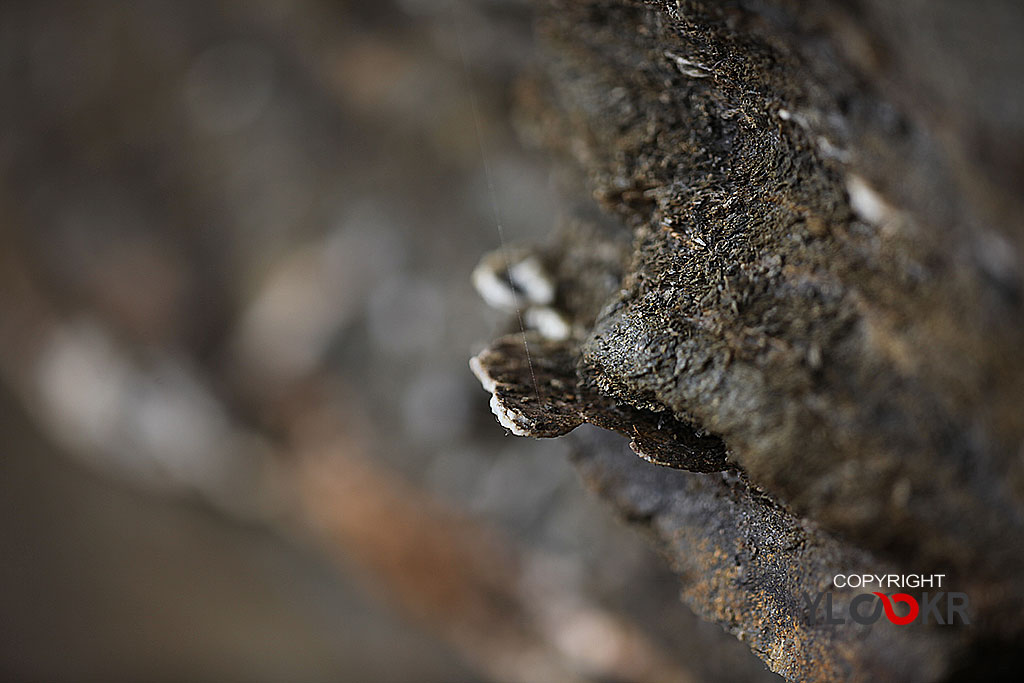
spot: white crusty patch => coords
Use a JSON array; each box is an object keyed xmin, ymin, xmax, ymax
[
  {"xmin": 664, "ymin": 51, "xmax": 711, "ymax": 78},
  {"xmin": 629, "ymin": 439, "xmax": 658, "ymax": 465},
  {"xmin": 846, "ymin": 174, "xmax": 894, "ymax": 226},
  {"xmin": 469, "ymin": 352, "xmax": 532, "ymax": 436},
  {"xmin": 472, "ymin": 252, "xmax": 556, "ymax": 311},
  {"xmin": 525, "ymin": 306, "xmax": 571, "ymax": 341},
  {"xmin": 816, "ymin": 136, "xmax": 850, "ymax": 163},
  {"xmin": 508, "ymin": 256, "xmax": 555, "ymax": 306},
  {"xmin": 472, "ymin": 258, "xmax": 518, "ymax": 311},
  {"xmin": 469, "ymin": 354, "xmax": 495, "ymax": 392},
  {"xmin": 777, "ymin": 108, "xmax": 809, "ymax": 129},
  {"xmin": 489, "ymin": 393, "xmax": 533, "ymax": 436}
]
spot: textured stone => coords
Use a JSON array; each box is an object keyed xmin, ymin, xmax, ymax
[{"xmin": 473, "ymin": 0, "xmax": 1024, "ymax": 678}]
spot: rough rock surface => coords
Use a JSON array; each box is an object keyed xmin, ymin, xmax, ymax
[
  {"xmin": 569, "ymin": 426, "xmax": 966, "ymax": 682},
  {"xmin": 473, "ymin": 0, "xmax": 1024, "ymax": 679}
]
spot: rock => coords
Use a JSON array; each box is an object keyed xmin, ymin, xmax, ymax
[{"xmin": 473, "ymin": 0, "xmax": 1024, "ymax": 678}]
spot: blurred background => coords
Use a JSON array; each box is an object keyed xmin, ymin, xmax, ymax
[{"xmin": 0, "ymin": 1, "xmax": 773, "ymax": 681}]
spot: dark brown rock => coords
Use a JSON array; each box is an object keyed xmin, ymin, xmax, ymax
[
  {"xmin": 473, "ymin": 0, "xmax": 1024, "ymax": 678},
  {"xmin": 472, "ymin": 333, "xmax": 729, "ymax": 470}
]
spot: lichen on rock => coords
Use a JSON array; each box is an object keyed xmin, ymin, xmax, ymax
[{"xmin": 472, "ymin": 0, "xmax": 1024, "ymax": 679}]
